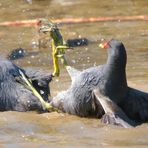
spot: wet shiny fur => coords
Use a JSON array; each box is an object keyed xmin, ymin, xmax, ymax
[{"xmin": 0, "ymin": 58, "xmax": 52, "ymax": 111}]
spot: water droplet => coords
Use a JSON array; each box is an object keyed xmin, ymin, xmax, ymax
[
  {"xmin": 31, "ymin": 55, "xmax": 35, "ymax": 59},
  {"xmin": 27, "ymin": 61, "xmax": 31, "ymax": 64},
  {"xmin": 26, "ymin": 0, "xmax": 32, "ymax": 4},
  {"xmin": 40, "ymin": 90, "xmax": 44, "ymax": 95},
  {"xmin": 55, "ymin": 79, "xmax": 59, "ymax": 82},
  {"xmin": 71, "ymin": 59, "xmax": 76, "ymax": 64},
  {"xmin": 80, "ymin": 126, "xmax": 84, "ymax": 130}
]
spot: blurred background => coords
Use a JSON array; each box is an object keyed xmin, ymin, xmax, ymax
[{"xmin": 0, "ymin": 0, "xmax": 148, "ymax": 147}]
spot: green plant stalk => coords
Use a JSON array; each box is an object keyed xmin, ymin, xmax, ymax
[
  {"xmin": 50, "ymin": 28, "xmax": 69, "ymax": 76},
  {"xmin": 19, "ymin": 70, "xmax": 53, "ymax": 111}
]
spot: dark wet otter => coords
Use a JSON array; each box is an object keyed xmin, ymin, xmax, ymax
[
  {"xmin": 0, "ymin": 57, "xmax": 52, "ymax": 112},
  {"xmin": 50, "ymin": 39, "xmax": 148, "ymax": 126}
]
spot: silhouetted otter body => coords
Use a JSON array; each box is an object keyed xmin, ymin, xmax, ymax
[
  {"xmin": 0, "ymin": 57, "xmax": 52, "ymax": 112},
  {"xmin": 50, "ymin": 39, "xmax": 148, "ymax": 124}
]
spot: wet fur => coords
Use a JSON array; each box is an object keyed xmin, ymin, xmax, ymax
[{"xmin": 0, "ymin": 58, "xmax": 52, "ymax": 112}]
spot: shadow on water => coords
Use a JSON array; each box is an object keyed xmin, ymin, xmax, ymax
[{"xmin": 0, "ymin": 0, "xmax": 148, "ymax": 147}]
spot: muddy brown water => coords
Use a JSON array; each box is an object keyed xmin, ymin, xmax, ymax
[{"xmin": 0, "ymin": 0, "xmax": 148, "ymax": 147}]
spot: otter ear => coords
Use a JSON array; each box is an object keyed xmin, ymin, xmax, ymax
[{"xmin": 66, "ymin": 66, "xmax": 81, "ymax": 81}]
